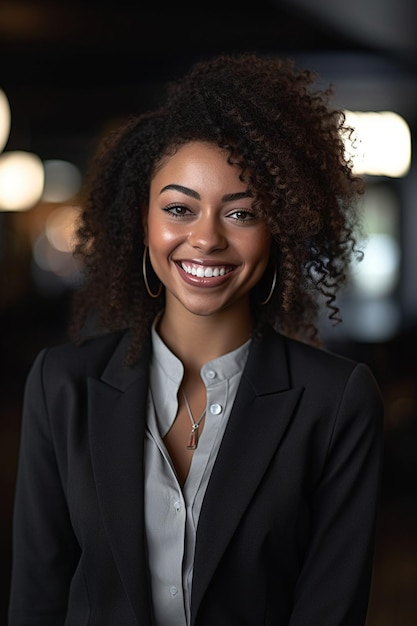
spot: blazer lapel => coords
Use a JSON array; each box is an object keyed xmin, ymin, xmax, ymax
[
  {"xmin": 192, "ymin": 328, "xmax": 303, "ymax": 619},
  {"xmin": 88, "ymin": 334, "xmax": 152, "ymax": 624}
]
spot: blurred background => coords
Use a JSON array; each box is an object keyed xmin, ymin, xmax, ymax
[{"xmin": 1, "ymin": 0, "xmax": 416, "ymax": 623}]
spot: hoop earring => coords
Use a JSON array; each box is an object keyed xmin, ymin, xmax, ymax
[
  {"xmin": 259, "ymin": 264, "xmax": 277, "ymax": 305},
  {"xmin": 142, "ymin": 246, "xmax": 162, "ymax": 298}
]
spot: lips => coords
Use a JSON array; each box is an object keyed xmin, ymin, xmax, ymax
[{"xmin": 179, "ymin": 262, "xmax": 234, "ymax": 278}]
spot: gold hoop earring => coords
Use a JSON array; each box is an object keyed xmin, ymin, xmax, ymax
[
  {"xmin": 259, "ymin": 265, "xmax": 277, "ymax": 305},
  {"xmin": 142, "ymin": 246, "xmax": 162, "ymax": 298}
]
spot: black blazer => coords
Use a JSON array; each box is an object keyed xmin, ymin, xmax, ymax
[{"xmin": 9, "ymin": 326, "xmax": 383, "ymax": 626}]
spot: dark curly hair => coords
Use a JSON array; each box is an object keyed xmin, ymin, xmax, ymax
[{"xmin": 69, "ymin": 52, "xmax": 365, "ymax": 365}]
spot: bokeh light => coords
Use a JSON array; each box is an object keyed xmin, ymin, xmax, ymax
[
  {"xmin": 42, "ymin": 160, "xmax": 82, "ymax": 203},
  {"xmin": 351, "ymin": 233, "xmax": 400, "ymax": 296},
  {"xmin": 0, "ymin": 89, "xmax": 11, "ymax": 152},
  {"xmin": 31, "ymin": 204, "xmax": 82, "ymax": 292},
  {"xmin": 0, "ymin": 151, "xmax": 44, "ymax": 211},
  {"xmin": 45, "ymin": 204, "xmax": 79, "ymax": 253},
  {"xmin": 344, "ymin": 110, "xmax": 411, "ymax": 177}
]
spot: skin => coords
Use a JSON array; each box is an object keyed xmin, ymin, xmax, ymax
[{"xmin": 144, "ymin": 141, "xmax": 272, "ymax": 483}]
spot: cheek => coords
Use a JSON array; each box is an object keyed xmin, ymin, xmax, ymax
[
  {"xmin": 147, "ymin": 220, "xmax": 177, "ymax": 246},
  {"xmin": 245, "ymin": 230, "xmax": 272, "ymax": 262},
  {"xmin": 147, "ymin": 223, "xmax": 185, "ymax": 262}
]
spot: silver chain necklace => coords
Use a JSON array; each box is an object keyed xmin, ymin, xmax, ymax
[{"xmin": 182, "ymin": 390, "xmax": 206, "ymax": 450}]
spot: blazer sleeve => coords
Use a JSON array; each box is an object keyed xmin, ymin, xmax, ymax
[
  {"xmin": 289, "ymin": 362, "xmax": 384, "ymax": 626},
  {"xmin": 8, "ymin": 349, "xmax": 80, "ymax": 626}
]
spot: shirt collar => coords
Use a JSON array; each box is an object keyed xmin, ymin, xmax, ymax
[{"xmin": 150, "ymin": 316, "xmax": 251, "ymax": 431}]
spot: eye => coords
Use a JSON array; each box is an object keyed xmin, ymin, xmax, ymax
[
  {"xmin": 227, "ymin": 209, "xmax": 257, "ymax": 222},
  {"xmin": 162, "ymin": 204, "xmax": 193, "ymax": 218}
]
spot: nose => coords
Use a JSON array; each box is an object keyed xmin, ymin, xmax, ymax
[{"xmin": 187, "ymin": 213, "xmax": 227, "ymax": 253}]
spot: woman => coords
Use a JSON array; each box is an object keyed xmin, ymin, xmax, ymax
[{"xmin": 9, "ymin": 53, "xmax": 383, "ymax": 625}]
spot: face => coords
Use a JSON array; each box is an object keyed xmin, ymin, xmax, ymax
[{"xmin": 145, "ymin": 141, "xmax": 272, "ymax": 320}]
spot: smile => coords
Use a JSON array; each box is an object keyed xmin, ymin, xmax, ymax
[{"xmin": 180, "ymin": 262, "xmax": 234, "ymax": 278}]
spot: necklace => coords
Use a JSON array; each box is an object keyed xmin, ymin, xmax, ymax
[{"xmin": 182, "ymin": 390, "xmax": 206, "ymax": 450}]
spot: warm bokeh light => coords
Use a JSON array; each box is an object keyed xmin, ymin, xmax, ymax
[
  {"xmin": 0, "ymin": 151, "xmax": 44, "ymax": 211},
  {"xmin": 343, "ymin": 110, "xmax": 411, "ymax": 177},
  {"xmin": 42, "ymin": 159, "xmax": 82, "ymax": 202},
  {"xmin": 33, "ymin": 232, "xmax": 79, "ymax": 279},
  {"xmin": 30, "ymin": 204, "xmax": 82, "ymax": 291},
  {"xmin": 31, "ymin": 230, "xmax": 82, "ymax": 295},
  {"xmin": 0, "ymin": 88, "xmax": 11, "ymax": 152},
  {"xmin": 45, "ymin": 205, "xmax": 79, "ymax": 253}
]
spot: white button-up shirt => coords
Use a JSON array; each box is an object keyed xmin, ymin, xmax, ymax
[{"xmin": 144, "ymin": 324, "xmax": 250, "ymax": 626}]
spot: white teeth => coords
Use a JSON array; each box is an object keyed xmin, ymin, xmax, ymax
[{"xmin": 181, "ymin": 262, "xmax": 230, "ymax": 277}]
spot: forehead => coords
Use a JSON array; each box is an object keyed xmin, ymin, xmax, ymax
[{"xmin": 151, "ymin": 141, "xmax": 246, "ymax": 190}]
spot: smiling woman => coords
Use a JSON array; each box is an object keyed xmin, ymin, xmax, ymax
[
  {"xmin": 146, "ymin": 141, "xmax": 271, "ymax": 323},
  {"xmin": 9, "ymin": 52, "xmax": 383, "ymax": 626}
]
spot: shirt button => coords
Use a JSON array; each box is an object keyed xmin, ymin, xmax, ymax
[
  {"xmin": 210, "ymin": 403, "xmax": 222, "ymax": 415},
  {"xmin": 174, "ymin": 500, "xmax": 181, "ymax": 512},
  {"xmin": 206, "ymin": 369, "xmax": 216, "ymax": 379},
  {"xmin": 170, "ymin": 586, "xmax": 178, "ymax": 596}
]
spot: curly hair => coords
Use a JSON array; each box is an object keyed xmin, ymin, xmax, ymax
[{"xmin": 69, "ymin": 52, "xmax": 365, "ymax": 364}]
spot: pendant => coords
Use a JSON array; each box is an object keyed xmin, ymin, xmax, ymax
[
  {"xmin": 182, "ymin": 391, "xmax": 205, "ymax": 450},
  {"xmin": 187, "ymin": 424, "xmax": 199, "ymax": 450}
]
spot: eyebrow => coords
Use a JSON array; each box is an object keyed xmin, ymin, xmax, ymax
[{"xmin": 159, "ymin": 184, "xmax": 252, "ymax": 203}]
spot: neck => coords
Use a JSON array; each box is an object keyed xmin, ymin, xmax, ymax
[{"xmin": 156, "ymin": 303, "xmax": 253, "ymax": 373}]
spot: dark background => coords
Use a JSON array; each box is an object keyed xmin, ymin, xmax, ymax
[{"xmin": 1, "ymin": 1, "xmax": 417, "ymax": 623}]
